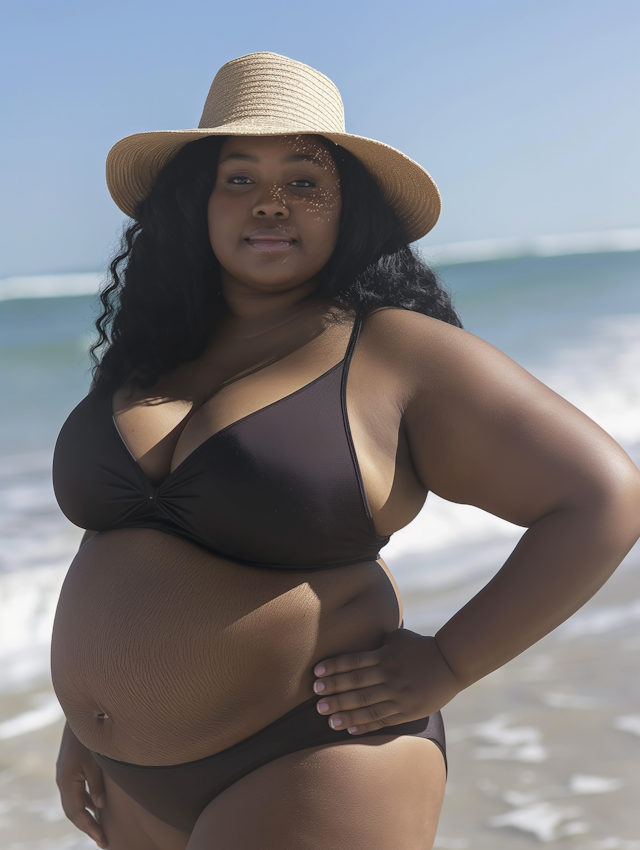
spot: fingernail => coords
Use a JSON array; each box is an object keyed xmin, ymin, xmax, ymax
[
  {"xmin": 313, "ymin": 680, "xmax": 325, "ymax": 693},
  {"xmin": 314, "ymin": 664, "xmax": 326, "ymax": 676},
  {"xmin": 93, "ymin": 796, "xmax": 105, "ymax": 807},
  {"xmin": 348, "ymin": 726, "xmax": 359, "ymax": 734},
  {"xmin": 317, "ymin": 701, "xmax": 329, "ymax": 714},
  {"xmin": 329, "ymin": 717, "xmax": 343, "ymax": 728}
]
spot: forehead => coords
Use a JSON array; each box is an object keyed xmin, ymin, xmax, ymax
[{"xmin": 218, "ymin": 134, "xmax": 335, "ymax": 166}]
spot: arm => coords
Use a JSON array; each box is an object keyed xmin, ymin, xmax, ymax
[
  {"xmin": 408, "ymin": 324, "xmax": 640, "ymax": 687},
  {"xmin": 56, "ymin": 530, "xmax": 107, "ymax": 849},
  {"xmin": 313, "ymin": 312, "xmax": 640, "ymax": 731}
]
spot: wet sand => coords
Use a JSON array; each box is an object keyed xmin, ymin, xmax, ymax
[
  {"xmin": 1, "ymin": 548, "xmax": 640, "ymax": 849},
  {"xmin": 429, "ymin": 544, "xmax": 640, "ymax": 850}
]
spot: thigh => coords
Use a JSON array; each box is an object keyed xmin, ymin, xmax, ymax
[
  {"xmin": 188, "ymin": 736, "xmax": 446, "ymax": 850},
  {"xmin": 100, "ymin": 772, "xmax": 191, "ymax": 850}
]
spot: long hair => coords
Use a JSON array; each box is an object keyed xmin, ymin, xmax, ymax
[{"xmin": 90, "ymin": 135, "xmax": 461, "ymax": 392}]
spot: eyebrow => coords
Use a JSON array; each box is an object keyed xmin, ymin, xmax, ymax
[{"xmin": 219, "ymin": 152, "xmax": 326, "ymax": 168}]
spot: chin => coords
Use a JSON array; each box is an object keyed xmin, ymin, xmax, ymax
[{"xmin": 243, "ymin": 272, "xmax": 313, "ymax": 293}]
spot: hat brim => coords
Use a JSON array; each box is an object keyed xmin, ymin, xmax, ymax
[{"xmin": 106, "ymin": 127, "xmax": 441, "ymax": 242}]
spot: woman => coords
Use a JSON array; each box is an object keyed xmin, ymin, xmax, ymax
[{"xmin": 52, "ymin": 53, "xmax": 640, "ymax": 850}]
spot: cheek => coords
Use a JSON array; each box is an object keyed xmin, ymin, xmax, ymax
[
  {"xmin": 300, "ymin": 194, "xmax": 342, "ymax": 258},
  {"xmin": 207, "ymin": 194, "xmax": 235, "ymax": 255}
]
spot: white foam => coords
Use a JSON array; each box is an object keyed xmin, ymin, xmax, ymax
[
  {"xmin": 568, "ymin": 775, "xmax": 622, "ymax": 795},
  {"xmin": 0, "ymin": 566, "xmax": 69, "ymax": 690},
  {"xmin": 475, "ymin": 743, "xmax": 547, "ymax": 763},
  {"xmin": 463, "ymin": 714, "xmax": 549, "ymax": 763},
  {"xmin": 383, "ymin": 494, "xmax": 521, "ymax": 561},
  {"xmin": 613, "ymin": 715, "xmax": 640, "ymax": 738},
  {"xmin": 0, "ymin": 451, "xmax": 82, "ymax": 694},
  {"xmin": 489, "ymin": 800, "xmax": 587, "ymax": 842},
  {"xmin": 423, "ymin": 228, "xmax": 640, "ymax": 266},
  {"xmin": 0, "ymin": 698, "xmax": 63, "ymax": 739},
  {"xmin": 473, "ymin": 714, "xmax": 541, "ymax": 747},
  {"xmin": 543, "ymin": 693, "xmax": 603, "ymax": 709},
  {"xmin": 0, "ymin": 272, "xmax": 101, "ymax": 302},
  {"xmin": 531, "ymin": 313, "xmax": 640, "ymax": 446}
]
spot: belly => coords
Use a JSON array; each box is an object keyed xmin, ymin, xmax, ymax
[{"xmin": 51, "ymin": 529, "xmax": 401, "ymax": 765}]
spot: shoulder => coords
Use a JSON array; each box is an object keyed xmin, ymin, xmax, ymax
[
  {"xmin": 362, "ymin": 306, "xmax": 470, "ymax": 355},
  {"xmin": 360, "ymin": 306, "xmax": 509, "ymax": 391}
]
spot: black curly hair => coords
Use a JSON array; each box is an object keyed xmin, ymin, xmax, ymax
[{"xmin": 90, "ymin": 135, "xmax": 461, "ymax": 392}]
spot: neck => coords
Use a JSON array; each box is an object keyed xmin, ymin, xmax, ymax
[{"xmin": 219, "ymin": 271, "xmax": 321, "ymax": 332}]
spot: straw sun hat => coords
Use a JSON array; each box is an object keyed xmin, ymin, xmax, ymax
[{"xmin": 106, "ymin": 52, "xmax": 441, "ymax": 242}]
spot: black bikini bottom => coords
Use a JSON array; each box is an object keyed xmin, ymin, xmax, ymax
[{"xmin": 93, "ymin": 696, "xmax": 447, "ymax": 833}]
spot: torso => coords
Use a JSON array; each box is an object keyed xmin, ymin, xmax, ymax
[{"xmin": 51, "ymin": 306, "xmax": 429, "ymax": 765}]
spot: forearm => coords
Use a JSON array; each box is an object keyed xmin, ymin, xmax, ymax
[{"xmin": 434, "ymin": 486, "xmax": 640, "ymax": 689}]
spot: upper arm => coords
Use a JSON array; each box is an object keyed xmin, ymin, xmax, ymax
[{"xmin": 383, "ymin": 311, "xmax": 640, "ymax": 527}]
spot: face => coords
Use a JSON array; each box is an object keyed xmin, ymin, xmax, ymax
[{"xmin": 207, "ymin": 135, "xmax": 342, "ymax": 296}]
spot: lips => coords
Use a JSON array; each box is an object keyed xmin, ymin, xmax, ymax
[{"xmin": 245, "ymin": 229, "xmax": 296, "ymax": 253}]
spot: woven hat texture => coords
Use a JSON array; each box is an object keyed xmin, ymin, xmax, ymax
[{"xmin": 106, "ymin": 52, "xmax": 441, "ymax": 241}]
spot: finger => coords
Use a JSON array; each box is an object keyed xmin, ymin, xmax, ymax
[
  {"xmin": 345, "ymin": 717, "xmax": 406, "ymax": 735},
  {"xmin": 60, "ymin": 780, "xmax": 108, "ymax": 848},
  {"xmin": 324, "ymin": 700, "xmax": 401, "ymax": 733},
  {"xmin": 57, "ymin": 769, "xmax": 99, "ymax": 817},
  {"xmin": 316, "ymin": 683, "xmax": 391, "ymax": 715},
  {"xmin": 85, "ymin": 760, "xmax": 106, "ymax": 809},
  {"xmin": 313, "ymin": 664, "xmax": 385, "ymax": 696},
  {"xmin": 61, "ymin": 794, "xmax": 108, "ymax": 848},
  {"xmin": 313, "ymin": 648, "xmax": 381, "ymax": 678}
]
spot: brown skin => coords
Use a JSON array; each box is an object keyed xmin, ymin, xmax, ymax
[
  {"xmin": 55, "ymin": 134, "xmax": 640, "ymax": 849},
  {"xmin": 313, "ymin": 317, "xmax": 640, "ymax": 733},
  {"xmin": 208, "ymin": 134, "xmax": 341, "ymax": 300}
]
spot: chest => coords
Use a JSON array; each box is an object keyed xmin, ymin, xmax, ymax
[{"xmin": 55, "ymin": 316, "xmax": 427, "ymax": 550}]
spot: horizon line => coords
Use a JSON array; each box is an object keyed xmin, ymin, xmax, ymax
[{"xmin": 1, "ymin": 227, "xmax": 639, "ymax": 303}]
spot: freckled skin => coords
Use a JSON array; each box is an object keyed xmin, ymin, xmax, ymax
[
  {"xmin": 208, "ymin": 135, "xmax": 342, "ymax": 296},
  {"xmin": 54, "ymin": 134, "xmax": 640, "ymax": 849}
]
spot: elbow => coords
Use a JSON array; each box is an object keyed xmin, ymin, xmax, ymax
[{"xmin": 582, "ymin": 457, "xmax": 640, "ymax": 548}]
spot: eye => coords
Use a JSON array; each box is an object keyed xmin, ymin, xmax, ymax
[
  {"xmin": 289, "ymin": 179, "xmax": 315, "ymax": 189},
  {"xmin": 227, "ymin": 175, "xmax": 254, "ymax": 185}
]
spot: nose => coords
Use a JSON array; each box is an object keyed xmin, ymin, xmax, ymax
[{"xmin": 252, "ymin": 185, "xmax": 289, "ymax": 220}]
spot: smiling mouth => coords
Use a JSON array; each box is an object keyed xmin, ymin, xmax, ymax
[{"xmin": 245, "ymin": 231, "xmax": 296, "ymax": 253}]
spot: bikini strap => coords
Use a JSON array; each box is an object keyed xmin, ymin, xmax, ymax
[
  {"xmin": 342, "ymin": 308, "xmax": 364, "ymax": 373},
  {"xmin": 340, "ymin": 308, "xmax": 376, "ymax": 525}
]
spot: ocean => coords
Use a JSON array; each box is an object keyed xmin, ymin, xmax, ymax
[{"xmin": 1, "ymin": 245, "xmax": 640, "ymax": 848}]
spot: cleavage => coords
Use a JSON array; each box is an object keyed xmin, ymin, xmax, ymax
[{"xmin": 112, "ymin": 322, "xmax": 353, "ymax": 486}]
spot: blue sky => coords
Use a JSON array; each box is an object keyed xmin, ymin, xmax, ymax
[{"xmin": 1, "ymin": 0, "xmax": 638, "ymax": 277}]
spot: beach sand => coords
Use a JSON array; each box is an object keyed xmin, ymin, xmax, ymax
[
  {"xmin": 430, "ymin": 544, "xmax": 640, "ymax": 850},
  {"xmin": 1, "ymin": 546, "xmax": 639, "ymax": 849}
]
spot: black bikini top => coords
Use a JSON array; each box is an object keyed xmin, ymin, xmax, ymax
[{"xmin": 53, "ymin": 312, "xmax": 390, "ymax": 570}]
